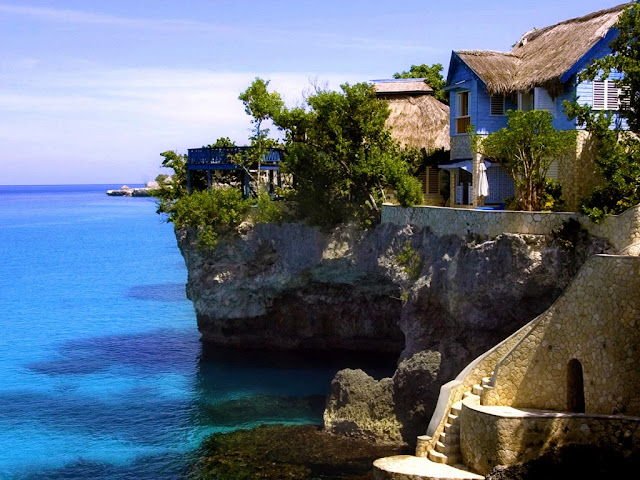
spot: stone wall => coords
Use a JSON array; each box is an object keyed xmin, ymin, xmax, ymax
[
  {"xmin": 557, "ymin": 130, "xmax": 603, "ymax": 212},
  {"xmin": 422, "ymin": 321, "xmax": 536, "ymax": 454},
  {"xmin": 483, "ymin": 255, "xmax": 640, "ymax": 415},
  {"xmin": 381, "ymin": 203, "xmax": 640, "ymax": 255},
  {"xmin": 460, "ymin": 396, "xmax": 640, "ymax": 475},
  {"xmin": 451, "ymin": 135, "xmax": 472, "ymax": 160}
]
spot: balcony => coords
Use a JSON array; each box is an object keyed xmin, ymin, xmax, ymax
[{"xmin": 187, "ymin": 147, "xmax": 284, "ymax": 171}]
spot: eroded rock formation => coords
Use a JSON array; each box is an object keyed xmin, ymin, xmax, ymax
[{"xmin": 176, "ymin": 220, "xmax": 605, "ymax": 445}]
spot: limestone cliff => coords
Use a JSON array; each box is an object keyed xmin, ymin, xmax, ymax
[{"xmin": 176, "ymin": 220, "xmax": 605, "ymax": 444}]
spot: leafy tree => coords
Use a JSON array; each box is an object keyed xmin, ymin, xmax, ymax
[
  {"xmin": 152, "ymin": 150, "xmax": 189, "ymax": 215},
  {"xmin": 560, "ymin": 3, "xmax": 640, "ymax": 221},
  {"xmin": 471, "ymin": 110, "xmax": 576, "ymax": 211},
  {"xmin": 205, "ymin": 137, "xmax": 236, "ymax": 148},
  {"xmin": 393, "ymin": 63, "xmax": 448, "ymax": 104},
  {"xmin": 246, "ymin": 80, "xmax": 423, "ymax": 226},
  {"xmin": 580, "ymin": 2, "xmax": 640, "ymax": 132},
  {"xmin": 237, "ymin": 79, "xmax": 285, "ymax": 195},
  {"xmin": 564, "ymin": 101, "xmax": 640, "ymax": 221}
]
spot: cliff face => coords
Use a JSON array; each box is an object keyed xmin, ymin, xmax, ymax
[
  {"xmin": 177, "ymin": 223, "xmax": 406, "ymax": 353},
  {"xmin": 177, "ymin": 221, "xmax": 605, "ymax": 444}
]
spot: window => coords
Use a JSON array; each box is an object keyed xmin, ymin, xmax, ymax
[
  {"xmin": 593, "ymin": 80, "xmax": 628, "ymax": 110},
  {"xmin": 533, "ymin": 87, "xmax": 555, "ymax": 114},
  {"xmin": 518, "ymin": 88, "xmax": 555, "ymax": 114},
  {"xmin": 427, "ymin": 166, "xmax": 440, "ymax": 195},
  {"xmin": 456, "ymin": 91, "xmax": 470, "ymax": 134},
  {"xmin": 418, "ymin": 167, "xmax": 441, "ymax": 196},
  {"xmin": 518, "ymin": 91, "xmax": 534, "ymax": 111},
  {"xmin": 490, "ymin": 95, "xmax": 505, "ymax": 115}
]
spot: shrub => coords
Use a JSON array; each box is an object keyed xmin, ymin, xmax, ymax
[
  {"xmin": 252, "ymin": 191, "xmax": 285, "ymax": 224},
  {"xmin": 541, "ymin": 179, "xmax": 566, "ymax": 212},
  {"xmin": 170, "ymin": 188, "xmax": 250, "ymax": 249},
  {"xmin": 552, "ymin": 218, "xmax": 590, "ymax": 251}
]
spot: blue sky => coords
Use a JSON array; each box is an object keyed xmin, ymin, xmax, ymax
[{"xmin": 0, "ymin": 0, "xmax": 624, "ymax": 184}]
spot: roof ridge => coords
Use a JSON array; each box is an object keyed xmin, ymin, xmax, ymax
[
  {"xmin": 456, "ymin": 50, "xmax": 519, "ymax": 57},
  {"xmin": 513, "ymin": 3, "xmax": 628, "ymax": 48}
]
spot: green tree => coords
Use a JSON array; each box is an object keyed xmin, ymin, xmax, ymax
[
  {"xmin": 237, "ymin": 78, "xmax": 285, "ymax": 195},
  {"xmin": 580, "ymin": 3, "xmax": 640, "ymax": 132},
  {"xmin": 561, "ymin": 3, "xmax": 640, "ymax": 221},
  {"xmin": 151, "ymin": 150, "xmax": 188, "ymax": 215},
  {"xmin": 471, "ymin": 110, "xmax": 576, "ymax": 211},
  {"xmin": 267, "ymin": 81, "xmax": 423, "ymax": 226},
  {"xmin": 564, "ymin": 102, "xmax": 640, "ymax": 221},
  {"xmin": 205, "ymin": 137, "xmax": 236, "ymax": 148},
  {"xmin": 393, "ymin": 63, "xmax": 448, "ymax": 104}
]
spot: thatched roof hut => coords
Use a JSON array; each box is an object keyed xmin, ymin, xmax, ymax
[
  {"xmin": 373, "ymin": 79, "xmax": 450, "ymax": 151},
  {"xmin": 454, "ymin": 3, "xmax": 628, "ymax": 95}
]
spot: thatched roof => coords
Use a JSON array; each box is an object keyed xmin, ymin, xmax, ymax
[
  {"xmin": 455, "ymin": 51, "xmax": 518, "ymax": 94},
  {"xmin": 453, "ymin": 3, "xmax": 628, "ymax": 95},
  {"xmin": 374, "ymin": 79, "xmax": 434, "ymax": 95},
  {"xmin": 384, "ymin": 94, "xmax": 450, "ymax": 151}
]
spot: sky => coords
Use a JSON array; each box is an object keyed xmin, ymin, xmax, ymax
[{"xmin": 0, "ymin": 0, "xmax": 626, "ymax": 185}]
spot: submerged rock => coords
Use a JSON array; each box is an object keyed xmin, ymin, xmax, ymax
[{"xmin": 189, "ymin": 424, "xmax": 410, "ymax": 480}]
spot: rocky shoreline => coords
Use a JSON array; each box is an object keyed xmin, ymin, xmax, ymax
[
  {"xmin": 188, "ymin": 424, "xmax": 640, "ymax": 480},
  {"xmin": 188, "ymin": 424, "xmax": 411, "ymax": 480},
  {"xmin": 106, "ymin": 181, "xmax": 163, "ymax": 197},
  {"xmin": 176, "ymin": 220, "xmax": 605, "ymax": 447}
]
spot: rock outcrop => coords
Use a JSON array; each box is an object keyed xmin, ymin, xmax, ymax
[{"xmin": 176, "ymin": 220, "xmax": 606, "ymax": 445}]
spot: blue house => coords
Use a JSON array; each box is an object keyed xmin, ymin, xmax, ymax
[{"xmin": 441, "ymin": 4, "xmax": 629, "ymax": 210}]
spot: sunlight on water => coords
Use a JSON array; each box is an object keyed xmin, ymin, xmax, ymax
[{"xmin": 0, "ymin": 185, "xmax": 394, "ymax": 479}]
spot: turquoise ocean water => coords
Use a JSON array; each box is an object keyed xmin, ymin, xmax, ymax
[{"xmin": 0, "ymin": 185, "xmax": 394, "ymax": 479}]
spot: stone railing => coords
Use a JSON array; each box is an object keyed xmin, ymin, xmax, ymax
[
  {"xmin": 423, "ymin": 320, "xmax": 537, "ymax": 453},
  {"xmin": 482, "ymin": 254, "xmax": 640, "ymax": 413},
  {"xmin": 460, "ymin": 395, "xmax": 640, "ymax": 475},
  {"xmin": 381, "ymin": 204, "xmax": 640, "ymax": 255}
]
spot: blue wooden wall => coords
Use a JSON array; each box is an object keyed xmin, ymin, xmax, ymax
[{"xmin": 445, "ymin": 29, "xmax": 627, "ymax": 135}]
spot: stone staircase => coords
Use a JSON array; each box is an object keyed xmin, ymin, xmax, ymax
[{"xmin": 423, "ymin": 377, "xmax": 491, "ymax": 466}]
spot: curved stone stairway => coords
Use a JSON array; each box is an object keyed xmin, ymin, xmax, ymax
[{"xmin": 373, "ymin": 378, "xmax": 491, "ymax": 480}]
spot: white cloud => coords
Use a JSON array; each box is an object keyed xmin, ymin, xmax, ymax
[
  {"xmin": 0, "ymin": 3, "xmax": 237, "ymax": 33},
  {"xmin": 0, "ymin": 3, "xmax": 436, "ymax": 54},
  {"xmin": 0, "ymin": 65, "xmax": 361, "ymax": 184}
]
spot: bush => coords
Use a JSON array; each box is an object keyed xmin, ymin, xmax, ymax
[
  {"xmin": 252, "ymin": 191, "xmax": 285, "ymax": 224},
  {"xmin": 551, "ymin": 218, "xmax": 590, "ymax": 251},
  {"xmin": 541, "ymin": 179, "xmax": 566, "ymax": 212},
  {"xmin": 170, "ymin": 188, "xmax": 250, "ymax": 249}
]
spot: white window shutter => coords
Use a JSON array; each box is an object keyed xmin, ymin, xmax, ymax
[{"xmin": 593, "ymin": 81, "xmax": 606, "ymax": 109}]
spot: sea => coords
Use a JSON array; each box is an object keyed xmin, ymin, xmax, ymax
[{"xmin": 0, "ymin": 185, "xmax": 395, "ymax": 480}]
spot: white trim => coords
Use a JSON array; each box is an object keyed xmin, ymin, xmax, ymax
[{"xmin": 518, "ymin": 91, "xmax": 534, "ymax": 112}]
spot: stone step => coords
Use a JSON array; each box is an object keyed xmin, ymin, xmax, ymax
[
  {"xmin": 436, "ymin": 440, "xmax": 460, "ymax": 454},
  {"xmin": 482, "ymin": 376, "xmax": 491, "ymax": 387},
  {"xmin": 450, "ymin": 400, "xmax": 463, "ymax": 415},
  {"xmin": 431, "ymin": 451, "xmax": 461, "ymax": 466},
  {"xmin": 439, "ymin": 431, "xmax": 460, "ymax": 444},
  {"xmin": 372, "ymin": 455, "xmax": 484, "ymax": 480},
  {"xmin": 428, "ymin": 450, "xmax": 449, "ymax": 464},
  {"xmin": 463, "ymin": 391, "xmax": 474, "ymax": 399},
  {"xmin": 447, "ymin": 413, "xmax": 459, "ymax": 423},
  {"xmin": 444, "ymin": 422, "xmax": 460, "ymax": 434},
  {"xmin": 472, "ymin": 384, "xmax": 484, "ymax": 395}
]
